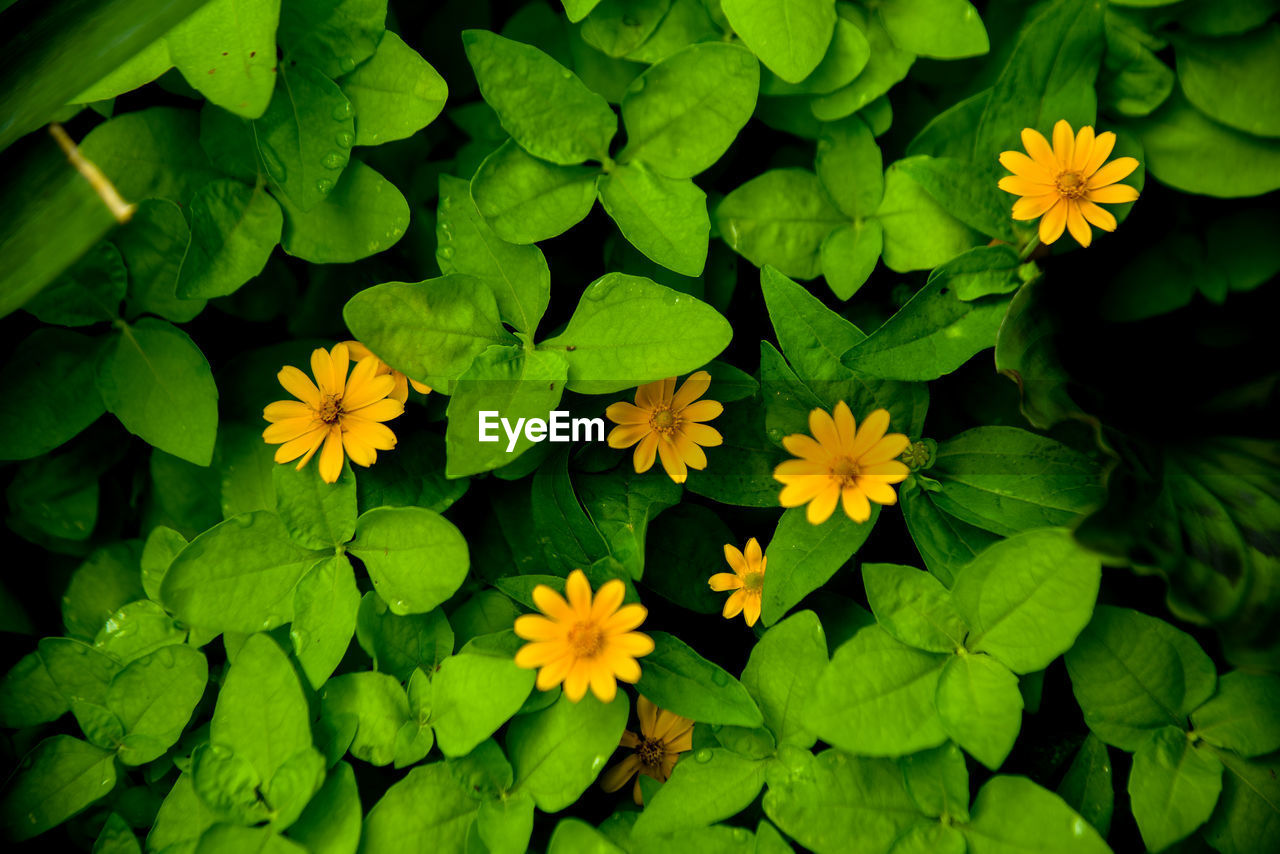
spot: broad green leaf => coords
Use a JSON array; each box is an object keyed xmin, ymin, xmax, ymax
[
  {"xmin": 686, "ymin": 401, "xmax": 789, "ymax": 508},
  {"xmin": 167, "ymin": 0, "xmax": 281, "ymax": 119},
  {"xmin": 762, "ymin": 505, "xmax": 879, "ymax": 626},
  {"xmin": 356, "ymin": 430, "xmax": 469, "ymax": 515},
  {"xmin": 900, "ymin": 742, "xmax": 969, "ymax": 821},
  {"xmin": 740, "ymin": 611, "xmax": 828, "ymax": 747},
  {"xmin": 272, "ymin": 460, "xmax": 357, "ymax": 549},
  {"xmin": 1056, "ymin": 734, "xmax": 1114, "ymax": 837},
  {"xmin": 876, "ymin": 163, "xmax": 982, "ymax": 273},
  {"xmin": 721, "ymin": 0, "xmax": 837, "ymax": 83},
  {"xmin": 618, "ymin": 42, "xmax": 759, "ymax": 178},
  {"xmin": 361, "ymin": 763, "xmax": 479, "ymax": 853},
  {"xmin": 1176, "ymin": 25, "xmax": 1280, "ymax": 138},
  {"xmin": 253, "ymin": 64, "xmax": 353, "ymax": 212},
  {"xmin": 1191, "ymin": 671, "xmax": 1280, "ymax": 757},
  {"xmin": 760, "ymin": 18, "xmax": 870, "ymax": 96},
  {"xmin": 1173, "ymin": 0, "xmax": 1277, "ymax": 36},
  {"xmin": 961, "ymin": 775, "xmax": 1112, "ymax": 854},
  {"xmin": 715, "ymin": 169, "xmax": 846, "ymax": 279},
  {"xmin": 1099, "ymin": 14, "xmax": 1174, "ymax": 119},
  {"xmin": 277, "ymin": 0, "xmax": 386, "ymax": 80},
  {"xmin": 821, "ymin": 216, "xmax": 882, "ymax": 300},
  {"xmin": 71, "ymin": 38, "xmax": 171, "ymax": 104},
  {"xmin": 936, "ymin": 652, "xmax": 1022, "ymax": 770},
  {"xmin": 63, "ymin": 543, "xmax": 144, "ymax": 640},
  {"xmin": 635, "ymin": 632, "xmax": 763, "ymax": 727},
  {"xmin": 540, "ymin": 273, "xmax": 732, "ymax": 394},
  {"xmin": 506, "ymin": 692, "xmax": 630, "ymax": 812},
  {"xmin": 576, "ymin": 468, "xmax": 681, "ymax": 579},
  {"xmin": 278, "ymin": 159, "xmax": 409, "ymax": 263},
  {"xmin": 582, "ymin": 0, "xmax": 672, "ymax": 57},
  {"xmin": 0, "ymin": 638, "xmax": 120, "ymax": 728},
  {"xmin": 343, "ymin": 273, "xmax": 512, "ymax": 386},
  {"xmin": 24, "ymin": 241, "xmax": 125, "ymax": 326},
  {"xmin": 563, "ymin": 0, "xmax": 606, "ymax": 23},
  {"xmin": 163, "ymin": 511, "xmax": 322, "ymax": 634},
  {"xmin": 928, "ymin": 427, "xmax": 1105, "ymax": 537},
  {"xmin": 348, "ymin": 506, "xmax": 470, "ymax": 615},
  {"xmin": 436, "ymin": 174, "xmax": 550, "ymax": 335},
  {"xmin": 321, "ymin": 672, "xmax": 409, "ymax": 766},
  {"xmin": 899, "ymin": 480, "xmax": 1001, "ymax": 588},
  {"xmin": 341, "ymin": 31, "xmax": 447, "ymax": 145},
  {"xmin": 896, "ymin": 156, "xmax": 1021, "ymax": 243},
  {"xmin": 97, "ymin": 318, "xmax": 219, "ymax": 466},
  {"xmin": 0, "ymin": 328, "xmax": 105, "ymax": 460},
  {"xmin": 194, "ymin": 825, "xmax": 307, "ymax": 854},
  {"xmin": 549, "ymin": 818, "xmax": 625, "ymax": 853},
  {"xmin": 94, "ymin": 599, "xmax": 186, "ymax": 664},
  {"xmin": 1065, "ymin": 605, "xmax": 1217, "ymax": 750},
  {"xmin": 463, "ymin": 29, "xmax": 616, "ymax": 164},
  {"xmin": 598, "ymin": 163, "xmax": 709, "ymax": 277},
  {"xmin": 430, "ymin": 640, "xmax": 536, "ymax": 757},
  {"xmin": 217, "ymin": 422, "xmax": 279, "ymax": 518},
  {"xmin": 1128, "ymin": 726, "xmax": 1223, "ymax": 852},
  {"xmin": 951, "ymin": 528, "xmax": 1100, "ymax": 673},
  {"xmin": 642, "ymin": 504, "xmax": 734, "ymax": 613},
  {"xmin": 0, "ymin": 735, "xmax": 116, "ymax": 842},
  {"xmin": 470, "ymin": 140, "xmax": 600, "ymax": 243},
  {"xmin": 759, "ymin": 266, "xmax": 861, "ymax": 383},
  {"xmin": 176, "ymin": 180, "xmax": 283, "ymax": 300},
  {"xmin": 815, "ymin": 116, "xmax": 883, "ymax": 219},
  {"xmin": 633, "ymin": 749, "xmax": 767, "ymax": 836},
  {"xmin": 79, "ymin": 107, "xmax": 223, "ymax": 203},
  {"xmin": 477, "ymin": 789, "xmax": 535, "ymax": 854},
  {"xmin": 806, "ymin": 625, "xmax": 948, "ymax": 756},
  {"xmin": 444, "ymin": 346, "xmax": 569, "ymax": 477},
  {"xmin": 875, "ymin": 0, "xmax": 987, "ymax": 59},
  {"xmin": 71, "ymin": 700, "xmax": 124, "ymax": 752},
  {"xmin": 890, "ymin": 824, "xmax": 966, "ymax": 854},
  {"xmin": 92, "ymin": 812, "xmax": 140, "ymax": 854},
  {"xmin": 148, "ymin": 773, "xmax": 219, "ymax": 854},
  {"xmin": 356, "ymin": 593, "xmax": 454, "ymax": 680},
  {"xmin": 292, "ymin": 555, "xmax": 360, "ymax": 689},
  {"xmin": 116, "ymin": 199, "xmax": 205, "ymax": 324},
  {"xmin": 863, "ymin": 563, "xmax": 966, "ymax": 653},
  {"xmin": 811, "ymin": 7, "xmax": 914, "ymax": 121},
  {"xmin": 288, "ymin": 761, "xmax": 363, "ymax": 854},
  {"xmin": 1204, "ymin": 752, "xmax": 1280, "ymax": 854},
  {"xmin": 107, "ymin": 645, "xmax": 208, "ymax": 765}
]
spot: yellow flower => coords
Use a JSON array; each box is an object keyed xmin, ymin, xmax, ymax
[
  {"xmin": 773, "ymin": 403, "xmax": 910, "ymax": 525},
  {"xmin": 262, "ymin": 343, "xmax": 404, "ymax": 484},
  {"xmin": 600, "ymin": 695, "xmax": 694, "ymax": 805},
  {"xmin": 709, "ymin": 537, "xmax": 767, "ymax": 627},
  {"xmin": 342, "ymin": 340, "xmax": 432, "ymax": 403},
  {"xmin": 605, "ymin": 371, "xmax": 723, "ymax": 484},
  {"xmin": 513, "ymin": 569, "xmax": 654, "ymax": 703},
  {"xmin": 998, "ymin": 119, "xmax": 1140, "ymax": 248}
]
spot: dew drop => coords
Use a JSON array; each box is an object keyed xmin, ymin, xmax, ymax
[
  {"xmin": 439, "ymin": 246, "xmax": 455, "ymax": 259},
  {"xmin": 291, "ymin": 628, "xmax": 309, "ymax": 649},
  {"xmin": 316, "ymin": 178, "xmax": 335, "ymax": 194},
  {"xmin": 732, "ymin": 828, "xmax": 749, "ymax": 842},
  {"xmin": 233, "ymin": 514, "xmax": 254, "ymax": 528},
  {"xmin": 339, "ymin": 56, "xmax": 357, "ymax": 73},
  {"xmin": 336, "ymin": 131, "xmax": 354, "ymax": 149},
  {"xmin": 209, "ymin": 743, "xmax": 232, "ymax": 759},
  {"xmin": 694, "ymin": 748, "xmax": 713, "ymax": 763},
  {"xmin": 439, "ymin": 223, "xmax": 452, "ymax": 240},
  {"xmin": 259, "ymin": 147, "xmax": 287, "ymax": 183},
  {"xmin": 157, "ymin": 647, "xmax": 176, "ymax": 668},
  {"xmin": 27, "ymin": 813, "xmax": 38, "ymax": 824},
  {"xmin": 367, "ymin": 240, "xmax": 380, "ymax": 253},
  {"xmin": 440, "ymin": 195, "xmax": 452, "ymax": 211},
  {"xmin": 114, "ymin": 622, "xmax": 138, "ymax": 639},
  {"xmin": 631, "ymin": 77, "xmax": 646, "ymax": 92},
  {"xmin": 322, "ymin": 152, "xmax": 345, "ymax": 169},
  {"xmin": 711, "ymin": 669, "xmax": 729, "ymax": 686},
  {"xmin": 392, "ymin": 599, "xmax": 408, "ymax": 611},
  {"xmin": 332, "ymin": 102, "xmax": 353, "ymax": 120}
]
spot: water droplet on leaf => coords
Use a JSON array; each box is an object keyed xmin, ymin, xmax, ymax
[
  {"xmin": 322, "ymin": 152, "xmax": 345, "ymax": 169},
  {"xmin": 694, "ymin": 748, "xmax": 713, "ymax": 763},
  {"xmin": 316, "ymin": 178, "xmax": 335, "ymax": 194},
  {"xmin": 336, "ymin": 132, "xmax": 354, "ymax": 149},
  {"xmin": 332, "ymin": 102, "xmax": 353, "ymax": 120}
]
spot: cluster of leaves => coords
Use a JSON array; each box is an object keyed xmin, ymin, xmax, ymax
[{"xmin": 1, "ymin": 1, "xmax": 1277, "ymax": 854}]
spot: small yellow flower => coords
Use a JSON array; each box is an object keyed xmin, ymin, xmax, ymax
[
  {"xmin": 709, "ymin": 537, "xmax": 767, "ymax": 627},
  {"xmin": 600, "ymin": 695, "xmax": 694, "ymax": 805},
  {"xmin": 513, "ymin": 570, "xmax": 654, "ymax": 703},
  {"xmin": 262, "ymin": 343, "xmax": 404, "ymax": 484},
  {"xmin": 605, "ymin": 371, "xmax": 723, "ymax": 484},
  {"xmin": 998, "ymin": 119, "xmax": 1140, "ymax": 248},
  {"xmin": 342, "ymin": 340, "xmax": 432, "ymax": 403},
  {"xmin": 773, "ymin": 403, "xmax": 910, "ymax": 525}
]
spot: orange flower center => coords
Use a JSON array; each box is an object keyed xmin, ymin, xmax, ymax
[
  {"xmin": 742, "ymin": 571, "xmax": 764, "ymax": 593},
  {"xmin": 650, "ymin": 408, "xmax": 678, "ymax": 434},
  {"xmin": 318, "ymin": 395, "xmax": 343, "ymax": 424},
  {"xmin": 1055, "ymin": 170, "xmax": 1086, "ymax": 200},
  {"xmin": 830, "ymin": 455, "xmax": 860, "ymax": 487},
  {"xmin": 637, "ymin": 735, "xmax": 666, "ymax": 769},
  {"xmin": 567, "ymin": 621, "xmax": 604, "ymax": 658}
]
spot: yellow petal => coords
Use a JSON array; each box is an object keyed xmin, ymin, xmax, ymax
[
  {"xmin": 606, "ymin": 401, "xmax": 650, "ymax": 425},
  {"xmin": 589, "ymin": 659, "xmax": 618, "ymax": 703},
  {"xmin": 389, "ymin": 373, "xmax": 409, "ymax": 405},
  {"xmin": 744, "ymin": 537, "xmax": 763, "ymax": 568},
  {"xmin": 1039, "ymin": 199, "xmax": 1068, "ymax": 244},
  {"xmin": 671, "ymin": 371, "xmax": 711, "ymax": 410},
  {"xmin": 861, "ymin": 461, "xmax": 910, "ymax": 481},
  {"xmin": 781, "ymin": 434, "xmax": 828, "ymax": 462},
  {"xmin": 774, "ymin": 459, "xmax": 827, "ymax": 476},
  {"xmin": 563, "ymin": 659, "xmax": 590, "ymax": 702},
  {"xmin": 832, "ymin": 401, "xmax": 856, "ymax": 452},
  {"xmin": 1087, "ymin": 157, "xmax": 1139, "ymax": 189},
  {"xmin": 861, "ymin": 433, "xmax": 911, "ymax": 465},
  {"xmin": 680, "ymin": 399, "xmax": 723, "ymax": 423},
  {"xmin": 341, "ymin": 417, "xmax": 397, "ymax": 450},
  {"xmin": 591, "ymin": 579, "xmax": 626, "ymax": 623},
  {"xmin": 1052, "ymin": 120, "xmax": 1075, "ymax": 170},
  {"xmin": 278, "ymin": 366, "xmax": 321, "ymax": 407},
  {"xmin": 514, "ymin": 614, "xmax": 562, "ymax": 641},
  {"xmin": 273, "ymin": 426, "xmax": 326, "ymax": 463},
  {"xmin": 681, "ymin": 422, "xmax": 722, "ymax": 448},
  {"xmin": 514, "ymin": 641, "xmax": 566, "ymax": 668},
  {"xmin": 657, "ymin": 438, "xmax": 687, "ymax": 484},
  {"xmin": 723, "ymin": 544, "xmax": 748, "ymax": 576},
  {"xmin": 602, "ymin": 605, "xmax": 647, "ymax": 634},
  {"xmin": 806, "ymin": 484, "xmax": 840, "ymax": 525},
  {"xmin": 609, "ymin": 422, "xmax": 651, "ymax": 449},
  {"xmin": 841, "ymin": 486, "xmax": 872, "ymax": 522},
  {"xmin": 778, "ymin": 476, "xmax": 831, "ymax": 508},
  {"xmin": 600, "ymin": 755, "xmax": 641, "ymax": 793},
  {"xmin": 536, "ymin": 655, "xmax": 572, "ymax": 691},
  {"xmin": 808, "ymin": 407, "xmax": 840, "ymax": 453},
  {"xmin": 674, "ymin": 432, "xmax": 707, "ymax": 470},
  {"xmin": 633, "ymin": 433, "xmax": 659, "ymax": 474},
  {"xmin": 610, "ymin": 632, "xmax": 654, "ymax": 657},
  {"xmin": 999, "ymin": 150, "xmax": 1054, "ymax": 183},
  {"xmin": 1012, "ymin": 193, "xmax": 1060, "ymax": 221},
  {"xmin": 264, "ymin": 416, "xmax": 318, "ymax": 445},
  {"xmin": 1078, "ymin": 199, "xmax": 1117, "ymax": 232},
  {"xmin": 860, "ymin": 477, "xmax": 901, "ymax": 506},
  {"xmin": 264, "ymin": 400, "xmax": 315, "ymax": 422},
  {"xmin": 343, "ymin": 340, "xmax": 373, "ymax": 361},
  {"xmin": 343, "ymin": 359, "xmax": 396, "ymax": 410},
  {"xmin": 318, "ymin": 427, "xmax": 345, "ymax": 483},
  {"xmin": 638, "ymin": 696, "xmax": 659, "ymax": 736},
  {"xmin": 849, "ymin": 408, "xmax": 890, "ymax": 459},
  {"xmin": 635, "ymin": 379, "xmax": 666, "ymax": 410},
  {"xmin": 998, "ymin": 175, "xmax": 1055, "ymax": 198},
  {"xmin": 345, "ymin": 397, "xmax": 403, "ymax": 424},
  {"xmin": 1083, "ymin": 131, "xmax": 1117, "ymax": 176},
  {"xmin": 341, "ymin": 429, "xmax": 377, "ymax": 467},
  {"xmin": 565, "ymin": 569, "xmax": 592, "ymax": 615},
  {"xmin": 743, "ymin": 593, "xmax": 762, "ymax": 627},
  {"xmin": 1066, "ymin": 202, "xmax": 1093, "ymax": 248},
  {"xmin": 709, "ymin": 572, "xmax": 743, "ymax": 592},
  {"xmin": 1072, "ymin": 125, "xmax": 1096, "ymax": 173},
  {"xmin": 533, "ymin": 585, "xmax": 574, "ymax": 622},
  {"xmin": 1020, "ymin": 127, "xmax": 1057, "ymax": 171},
  {"xmin": 722, "ymin": 589, "xmax": 745, "ymax": 619},
  {"xmin": 1086, "ymin": 183, "xmax": 1139, "ymax": 205}
]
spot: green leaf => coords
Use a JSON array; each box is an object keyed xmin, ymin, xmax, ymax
[
  {"xmin": 633, "ymin": 749, "xmax": 767, "ymax": 836},
  {"xmin": 936, "ymin": 652, "xmax": 1022, "ymax": 770},
  {"xmin": 321, "ymin": 671, "xmax": 410, "ymax": 766},
  {"xmin": 97, "ymin": 318, "xmax": 219, "ymax": 466},
  {"xmin": 618, "ymin": 42, "xmax": 759, "ymax": 178},
  {"xmin": 343, "ymin": 273, "xmax": 512, "ymax": 386},
  {"xmin": 474, "ymin": 142, "xmax": 599, "ymax": 246},
  {"xmin": 356, "ymin": 430, "xmax": 469, "ymax": 515},
  {"xmin": 715, "ymin": 169, "xmax": 846, "ymax": 279},
  {"xmin": 1065, "ymin": 605, "xmax": 1218, "ymax": 750},
  {"xmin": 1191, "ymin": 671, "xmax": 1280, "ymax": 757},
  {"xmin": 148, "ymin": 773, "xmax": 219, "ymax": 854},
  {"xmin": 252, "ymin": 64, "xmax": 352, "ymax": 212},
  {"xmin": 194, "ymin": 825, "xmax": 307, "ymax": 854},
  {"xmin": 92, "ymin": 812, "xmax": 141, "ymax": 854},
  {"xmin": 356, "ymin": 593, "xmax": 454, "ymax": 680},
  {"xmin": 740, "ymin": 611, "xmax": 828, "ymax": 747},
  {"xmin": 636, "ymin": 632, "xmax": 763, "ymax": 727},
  {"xmin": 278, "ymin": 159, "xmax": 409, "ymax": 263},
  {"xmin": 821, "ymin": 218, "xmax": 882, "ymax": 301},
  {"xmin": 541, "ymin": 273, "xmax": 732, "ymax": 394},
  {"xmin": 0, "ymin": 735, "xmax": 117, "ymax": 842},
  {"xmin": 1128, "ymin": 726, "xmax": 1223, "ymax": 851},
  {"xmin": 810, "ymin": 7, "xmax": 914, "ymax": 121},
  {"xmin": 961, "ymin": 775, "xmax": 1111, "ymax": 854},
  {"xmin": 108, "ymin": 645, "xmax": 209, "ymax": 765},
  {"xmin": 760, "ymin": 18, "xmax": 870, "ymax": 97},
  {"xmin": 506, "ymin": 692, "xmax": 630, "ymax": 812},
  {"xmin": 436, "ymin": 174, "xmax": 550, "ymax": 335},
  {"xmin": 899, "ymin": 479, "xmax": 1000, "ymax": 588},
  {"xmin": 1204, "ymin": 752, "xmax": 1280, "ymax": 854},
  {"xmin": 272, "ymin": 460, "xmax": 357, "ymax": 549},
  {"xmin": 577, "ymin": 468, "xmax": 681, "ymax": 580},
  {"xmin": 63, "ymin": 543, "xmax": 145, "ymax": 640},
  {"xmin": 430, "ymin": 640, "xmax": 536, "ymax": 757},
  {"xmin": 463, "ymin": 29, "xmax": 616, "ymax": 165},
  {"xmin": 292, "ymin": 554, "xmax": 360, "ymax": 689},
  {"xmin": 895, "ymin": 156, "xmax": 1021, "ymax": 243},
  {"xmin": 890, "ymin": 824, "xmax": 966, "ymax": 854},
  {"xmin": 24, "ymin": 241, "xmax": 125, "ymax": 326},
  {"xmin": 361, "ymin": 763, "xmax": 479, "ymax": 853},
  {"xmin": 277, "ymin": 0, "xmax": 386, "ymax": 80},
  {"xmin": 176, "ymin": 180, "xmax": 282, "ymax": 300},
  {"xmin": 0, "ymin": 638, "xmax": 120, "ymax": 728},
  {"xmin": 721, "ymin": 0, "xmax": 837, "ymax": 83},
  {"xmin": 876, "ymin": 162, "xmax": 982, "ymax": 273},
  {"xmin": 759, "ymin": 265, "xmax": 861, "ymax": 382},
  {"xmin": 162, "ymin": 510, "xmax": 321, "ymax": 634},
  {"xmin": 0, "ymin": 328, "xmax": 105, "ymax": 460},
  {"xmin": 117, "ymin": 199, "xmax": 205, "ymax": 323},
  {"xmin": 598, "ymin": 163, "xmax": 709, "ymax": 277},
  {"xmin": 79, "ymin": 107, "xmax": 224, "ymax": 204},
  {"xmin": 875, "ymin": 0, "xmax": 987, "ymax": 59},
  {"xmin": 477, "ymin": 789, "xmax": 535, "ymax": 854},
  {"xmin": 70, "ymin": 701, "xmax": 123, "ymax": 752},
  {"xmin": 806, "ymin": 625, "xmax": 948, "ymax": 756},
  {"xmin": 900, "ymin": 742, "xmax": 969, "ymax": 821},
  {"xmin": 1175, "ymin": 24, "xmax": 1280, "ymax": 138},
  {"xmin": 167, "ymin": 0, "xmax": 281, "ymax": 119},
  {"xmin": 582, "ymin": 0, "xmax": 672, "ymax": 58},
  {"xmin": 642, "ymin": 504, "xmax": 734, "ymax": 613},
  {"xmin": 94, "ymin": 599, "xmax": 186, "ymax": 664},
  {"xmin": 341, "ymin": 31, "xmax": 447, "ymax": 146},
  {"xmin": 549, "ymin": 818, "xmax": 626, "ymax": 853},
  {"xmin": 348, "ymin": 506, "xmax": 470, "ymax": 615},
  {"xmin": 762, "ymin": 505, "xmax": 879, "ymax": 626},
  {"xmin": 288, "ymin": 761, "xmax": 363, "ymax": 854},
  {"xmin": 686, "ymin": 401, "xmax": 789, "ymax": 508},
  {"xmin": 1056, "ymin": 734, "xmax": 1114, "ymax": 837},
  {"xmin": 863, "ymin": 563, "xmax": 967, "ymax": 653},
  {"xmin": 815, "ymin": 116, "xmax": 883, "ymax": 219},
  {"xmin": 1099, "ymin": 14, "xmax": 1174, "ymax": 118}
]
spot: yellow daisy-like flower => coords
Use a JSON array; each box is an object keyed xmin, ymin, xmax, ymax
[
  {"xmin": 513, "ymin": 569, "xmax": 654, "ymax": 703},
  {"xmin": 600, "ymin": 695, "xmax": 694, "ymax": 805},
  {"xmin": 773, "ymin": 403, "xmax": 910, "ymax": 525},
  {"xmin": 342, "ymin": 340, "xmax": 432, "ymax": 403},
  {"xmin": 998, "ymin": 119, "xmax": 1140, "ymax": 248},
  {"xmin": 605, "ymin": 371, "xmax": 724, "ymax": 484},
  {"xmin": 262, "ymin": 343, "xmax": 404, "ymax": 484},
  {"xmin": 709, "ymin": 537, "xmax": 767, "ymax": 627}
]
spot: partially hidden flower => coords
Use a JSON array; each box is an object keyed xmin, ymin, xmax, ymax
[
  {"xmin": 513, "ymin": 569, "xmax": 653, "ymax": 703},
  {"xmin": 262, "ymin": 343, "xmax": 403, "ymax": 484},
  {"xmin": 709, "ymin": 537, "xmax": 767, "ymax": 627},
  {"xmin": 605, "ymin": 371, "xmax": 723, "ymax": 484},
  {"xmin": 600, "ymin": 695, "xmax": 694, "ymax": 805},
  {"xmin": 773, "ymin": 403, "xmax": 910, "ymax": 525},
  {"xmin": 342, "ymin": 340, "xmax": 431, "ymax": 403},
  {"xmin": 998, "ymin": 119, "xmax": 1140, "ymax": 248}
]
